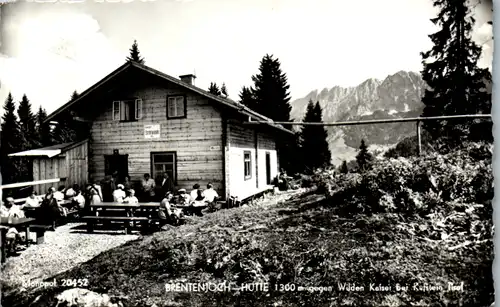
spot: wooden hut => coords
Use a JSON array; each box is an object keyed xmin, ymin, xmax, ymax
[
  {"xmin": 9, "ymin": 140, "xmax": 89, "ymax": 195},
  {"xmin": 43, "ymin": 61, "xmax": 294, "ymax": 201}
]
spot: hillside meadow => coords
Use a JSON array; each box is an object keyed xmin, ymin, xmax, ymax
[{"xmin": 2, "ymin": 142, "xmax": 493, "ymax": 307}]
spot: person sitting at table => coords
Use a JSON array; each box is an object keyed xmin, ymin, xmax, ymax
[
  {"xmin": 23, "ymin": 191, "xmax": 41, "ymax": 218},
  {"xmin": 124, "ymin": 189, "xmax": 139, "ymax": 204},
  {"xmin": 191, "ymin": 189, "xmax": 207, "ymax": 216},
  {"xmin": 113, "ymin": 184, "xmax": 126, "ymax": 203},
  {"xmin": 54, "ymin": 186, "xmax": 65, "ymax": 203},
  {"xmin": 203, "ymin": 183, "xmax": 219, "ymax": 203},
  {"xmin": 24, "ymin": 191, "xmax": 41, "ymax": 208},
  {"xmin": 1, "ymin": 197, "xmax": 26, "ymax": 218},
  {"xmin": 0, "ymin": 197, "xmax": 25, "ymax": 253},
  {"xmin": 73, "ymin": 188, "xmax": 86, "ymax": 210},
  {"xmin": 192, "ymin": 189, "xmax": 206, "ymax": 205},
  {"xmin": 190, "ymin": 184, "xmax": 201, "ymax": 200},
  {"xmin": 177, "ymin": 189, "xmax": 191, "ymax": 206},
  {"xmin": 159, "ymin": 192, "xmax": 183, "ymax": 226},
  {"xmin": 65, "ymin": 184, "xmax": 79, "ymax": 199}
]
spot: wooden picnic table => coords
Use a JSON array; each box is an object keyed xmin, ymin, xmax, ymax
[
  {"xmin": 90, "ymin": 202, "xmax": 160, "ymax": 209},
  {"xmin": 84, "ymin": 202, "xmax": 162, "ymax": 234},
  {"xmin": 0, "ymin": 217, "xmax": 36, "ymax": 248},
  {"xmin": 90, "ymin": 202, "xmax": 160, "ymax": 216}
]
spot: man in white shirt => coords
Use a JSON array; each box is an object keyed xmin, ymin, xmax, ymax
[
  {"xmin": 73, "ymin": 190, "xmax": 86, "ymax": 209},
  {"xmin": 203, "ymin": 183, "xmax": 219, "ymax": 203},
  {"xmin": 54, "ymin": 186, "xmax": 65, "ymax": 204},
  {"xmin": 1, "ymin": 197, "xmax": 25, "ymax": 218},
  {"xmin": 65, "ymin": 185, "xmax": 77, "ymax": 199},
  {"xmin": 24, "ymin": 191, "xmax": 41, "ymax": 208}
]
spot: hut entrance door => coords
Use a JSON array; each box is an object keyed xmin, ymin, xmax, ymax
[
  {"xmin": 265, "ymin": 153, "xmax": 271, "ymax": 185},
  {"xmin": 104, "ymin": 154, "xmax": 129, "ymax": 180}
]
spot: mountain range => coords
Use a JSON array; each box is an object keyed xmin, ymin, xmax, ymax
[{"xmin": 290, "ymin": 71, "xmax": 427, "ymax": 165}]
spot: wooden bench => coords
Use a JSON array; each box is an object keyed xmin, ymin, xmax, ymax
[
  {"xmin": 82, "ymin": 216, "xmax": 150, "ymax": 234},
  {"xmin": 29, "ymin": 224, "xmax": 52, "ymax": 244}
]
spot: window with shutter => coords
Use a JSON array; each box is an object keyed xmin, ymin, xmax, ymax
[
  {"xmin": 112, "ymin": 101, "xmax": 120, "ymax": 121},
  {"xmin": 167, "ymin": 96, "xmax": 186, "ymax": 119},
  {"xmin": 135, "ymin": 99, "xmax": 143, "ymax": 119},
  {"xmin": 112, "ymin": 99, "xmax": 142, "ymax": 122}
]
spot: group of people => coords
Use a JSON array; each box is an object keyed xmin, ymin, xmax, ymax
[
  {"xmin": 156, "ymin": 181, "xmax": 220, "ymax": 225},
  {"xmin": 0, "ymin": 173, "xmax": 222, "ymax": 250},
  {"xmin": 0, "ymin": 184, "xmax": 89, "ymax": 254}
]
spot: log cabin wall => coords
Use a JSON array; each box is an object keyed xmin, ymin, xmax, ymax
[
  {"xmin": 32, "ymin": 140, "xmax": 88, "ymax": 195},
  {"xmin": 64, "ymin": 140, "xmax": 89, "ymax": 189},
  {"xmin": 227, "ymin": 121, "xmax": 278, "ymax": 200},
  {"xmin": 89, "ymin": 83, "xmax": 225, "ymax": 195}
]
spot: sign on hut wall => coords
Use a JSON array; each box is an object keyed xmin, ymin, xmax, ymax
[{"xmin": 144, "ymin": 124, "xmax": 161, "ymax": 139}]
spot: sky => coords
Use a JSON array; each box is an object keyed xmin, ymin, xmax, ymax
[{"xmin": 0, "ymin": 0, "xmax": 493, "ymax": 116}]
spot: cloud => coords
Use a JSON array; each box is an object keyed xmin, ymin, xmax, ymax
[{"xmin": 0, "ymin": 11, "xmax": 121, "ymax": 115}]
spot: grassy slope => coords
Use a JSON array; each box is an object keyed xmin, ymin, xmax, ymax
[{"xmin": 3, "ymin": 183, "xmax": 492, "ymax": 307}]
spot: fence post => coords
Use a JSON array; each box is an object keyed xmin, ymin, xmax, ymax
[{"xmin": 416, "ymin": 120, "xmax": 422, "ymax": 156}]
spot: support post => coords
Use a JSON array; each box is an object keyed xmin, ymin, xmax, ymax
[{"xmin": 416, "ymin": 120, "xmax": 422, "ymax": 156}]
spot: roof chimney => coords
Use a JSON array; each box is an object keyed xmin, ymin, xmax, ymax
[{"xmin": 179, "ymin": 74, "xmax": 196, "ymax": 85}]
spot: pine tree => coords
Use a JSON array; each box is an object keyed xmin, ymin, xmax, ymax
[
  {"xmin": 300, "ymin": 100, "xmax": 331, "ymax": 173},
  {"xmin": 126, "ymin": 40, "xmax": 145, "ymax": 64},
  {"xmin": 251, "ymin": 54, "xmax": 292, "ymax": 129},
  {"xmin": 340, "ymin": 160, "xmax": 348, "ymax": 174},
  {"xmin": 313, "ymin": 101, "xmax": 331, "ymax": 166},
  {"xmin": 221, "ymin": 83, "xmax": 228, "ymax": 97},
  {"xmin": 52, "ymin": 91, "xmax": 84, "ymax": 143},
  {"xmin": 356, "ymin": 139, "xmax": 373, "ymax": 172},
  {"xmin": 250, "ymin": 54, "xmax": 295, "ymax": 173},
  {"xmin": 1, "ymin": 93, "xmax": 22, "ymax": 183},
  {"xmin": 420, "ymin": 0, "xmax": 491, "ymax": 142},
  {"xmin": 70, "ymin": 90, "xmax": 79, "ymax": 101},
  {"xmin": 208, "ymin": 82, "xmax": 221, "ymax": 96},
  {"xmin": 17, "ymin": 94, "xmax": 37, "ymax": 150},
  {"xmin": 35, "ymin": 106, "xmax": 51, "ymax": 146},
  {"xmin": 239, "ymin": 86, "xmax": 257, "ymax": 110}
]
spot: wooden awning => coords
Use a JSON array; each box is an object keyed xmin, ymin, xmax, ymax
[
  {"xmin": 8, "ymin": 139, "xmax": 88, "ymax": 158},
  {"xmin": 9, "ymin": 149, "xmax": 62, "ymax": 158}
]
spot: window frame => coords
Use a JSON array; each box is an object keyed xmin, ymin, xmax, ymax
[
  {"xmin": 150, "ymin": 151, "xmax": 178, "ymax": 185},
  {"xmin": 166, "ymin": 95, "xmax": 187, "ymax": 119},
  {"xmin": 112, "ymin": 98, "xmax": 143, "ymax": 122},
  {"xmin": 244, "ymin": 150, "xmax": 252, "ymax": 180}
]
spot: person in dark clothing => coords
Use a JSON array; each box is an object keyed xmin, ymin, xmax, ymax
[
  {"xmin": 110, "ymin": 172, "xmax": 118, "ymax": 193},
  {"xmin": 101, "ymin": 175, "xmax": 114, "ymax": 202},
  {"xmin": 277, "ymin": 169, "xmax": 290, "ymax": 191},
  {"xmin": 39, "ymin": 187, "xmax": 62, "ymax": 230},
  {"xmin": 159, "ymin": 172, "xmax": 174, "ymax": 201}
]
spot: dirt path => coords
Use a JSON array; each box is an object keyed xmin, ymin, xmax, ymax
[{"xmin": 1, "ymin": 223, "xmax": 139, "ymax": 294}]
